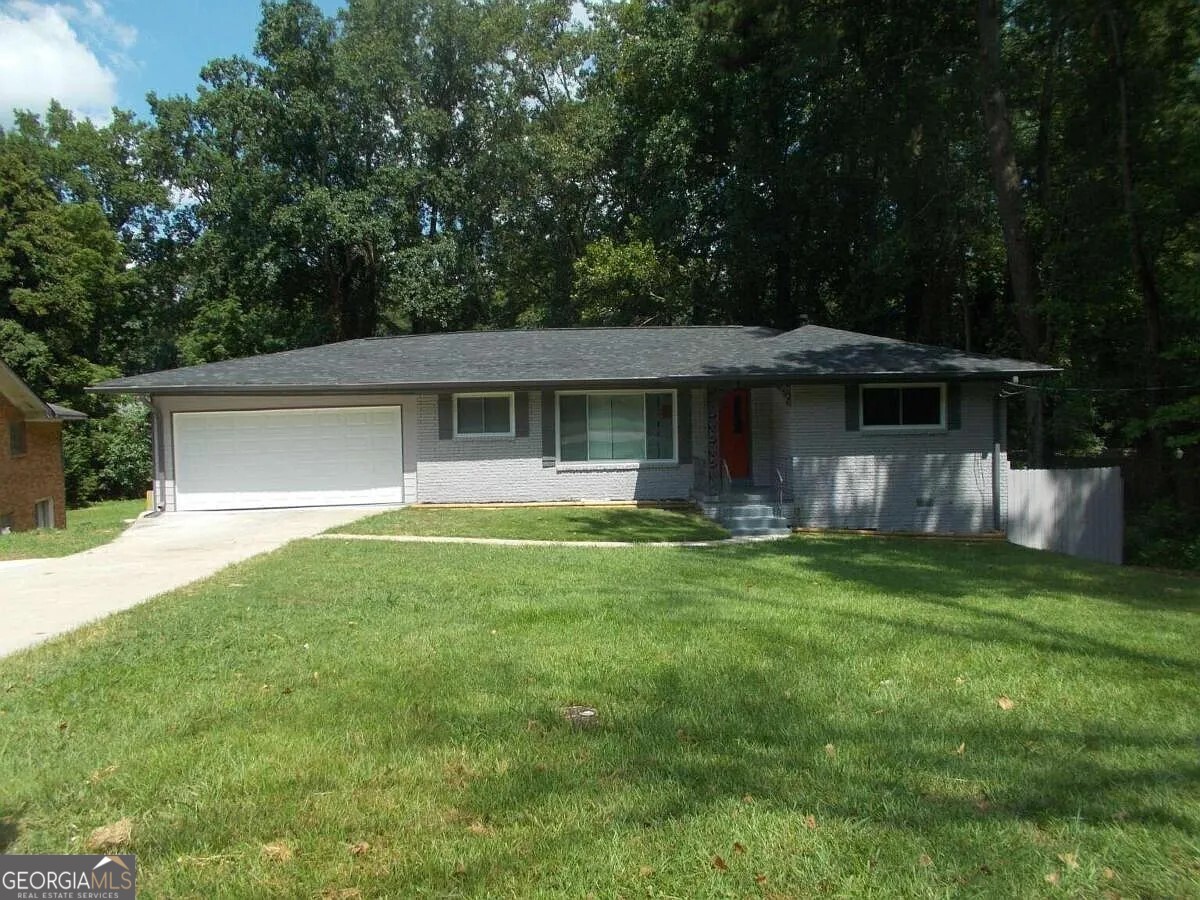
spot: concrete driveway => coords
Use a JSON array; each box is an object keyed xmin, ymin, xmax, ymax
[{"xmin": 0, "ymin": 506, "xmax": 382, "ymax": 658}]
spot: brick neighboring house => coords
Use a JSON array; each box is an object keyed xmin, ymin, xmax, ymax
[{"xmin": 0, "ymin": 360, "xmax": 86, "ymax": 532}]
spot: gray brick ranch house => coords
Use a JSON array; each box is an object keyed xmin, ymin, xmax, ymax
[{"xmin": 92, "ymin": 325, "xmax": 1055, "ymax": 534}]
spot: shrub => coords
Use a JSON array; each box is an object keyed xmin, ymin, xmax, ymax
[
  {"xmin": 1125, "ymin": 500, "xmax": 1200, "ymax": 570},
  {"xmin": 63, "ymin": 399, "xmax": 151, "ymax": 505}
]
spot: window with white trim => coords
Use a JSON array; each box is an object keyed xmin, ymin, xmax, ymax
[
  {"xmin": 558, "ymin": 391, "xmax": 676, "ymax": 462},
  {"xmin": 453, "ymin": 392, "xmax": 515, "ymax": 437},
  {"xmin": 861, "ymin": 384, "xmax": 946, "ymax": 430}
]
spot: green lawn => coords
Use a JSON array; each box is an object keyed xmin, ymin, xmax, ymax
[
  {"xmin": 0, "ymin": 498, "xmax": 145, "ymax": 560},
  {"xmin": 1, "ymin": 535, "xmax": 1197, "ymax": 898},
  {"xmin": 333, "ymin": 503, "xmax": 731, "ymax": 542}
]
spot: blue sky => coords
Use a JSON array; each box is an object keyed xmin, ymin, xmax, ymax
[{"xmin": 0, "ymin": 0, "xmax": 345, "ymax": 125}]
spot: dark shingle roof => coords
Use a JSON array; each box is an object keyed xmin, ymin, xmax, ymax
[
  {"xmin": 1, "ymin": 359, "xmax": 87, "ymax": 420},
  {"xmin": 90, "ymin": 325, "xmax": 1057, "ymax": 395},
  {"xmin": 47, "ymin": 402, "xmax": 87, "ymax": 420}
]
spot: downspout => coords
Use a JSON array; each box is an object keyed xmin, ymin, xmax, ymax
[{"xmin": 148, "ymin": 398, "xmax": 166, "ymax": 516}]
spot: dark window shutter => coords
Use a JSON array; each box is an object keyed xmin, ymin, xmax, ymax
[
  {"xmin": 947, "ymin": 383, "xmax": 962, "ymax": 430},
  {"xmin": 844, "ymin": 384, "xmax": 860, "ymax": 431},
  {"xmin": 514, "ymin": 391, "xmax": 529, "ymax": 437},
  {"xmin": 541, "ymin": 390, "xmax": 556, "ymax": 458},
  {"xmin": 676, "ymin": 390, "xmax": 692, "ymax": 461},
  {"xmin": 437, "ymin": 394, "xmax": 453, "ymax": 439}
]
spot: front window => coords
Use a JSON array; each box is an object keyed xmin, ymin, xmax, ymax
[
  {"xmin": 558, "ymin": 391, "xmax": 676, "ymax": 463},
  {"xmin": 861, "ymin": 384, "xmax": 945, "ymax": 429},
  {"xmin": 453, "ymin": 392, "xmax": 514, "ymax": 437}
]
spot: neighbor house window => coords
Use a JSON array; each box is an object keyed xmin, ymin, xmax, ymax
[
  {"xmin": 9, "ymin": 421, "xmax": 26, "ymax": 457},
  {"xmin": 557, "ymin": 391, "xmax": 676, "ymax": 463},
  {"xmin": 453, "ymin": 392, "xmax": 515, "ymax": 437},
  {"xmin": 861, "ymin": 384, "xmax": 946, "ymax": 430}
]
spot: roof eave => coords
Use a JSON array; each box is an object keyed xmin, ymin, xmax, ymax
[
  {"xmin": 88, "ymin": 367, "xmax": 1061, "ymax": 396},
  {"xmin": 47, "ymin": 403, "xmax": 88, "ymax": 421}
]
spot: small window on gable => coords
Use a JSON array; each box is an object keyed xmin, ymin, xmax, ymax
[
  {"xmin": 453, "ymin": 393, "xmax": 514, "ymax": 437},
  {"xmin": 861, "ymin": 384, "xmax": 945, "ymax": 430},
  {"xmin": 9, "ymin": 421, "xmax": 27, "ymax": 458}
]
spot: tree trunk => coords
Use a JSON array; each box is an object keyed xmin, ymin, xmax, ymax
[
  {"xmin": 1034, "ymin": 20, "xmax": 1062, "ymax": 215},
  {"xmin": 325, "ymin": 247, "xmax": 345, "ymax": 342},
  {"xmin": 962, "ymin": 295, "xmax": 973, "ymax": 353},
  {"xmin": 1106, "ymin": 5, "xmax": 1167, "ymax": 490},
  {"xmin": 977, "ymin": 0, "xmax": 1049, "ymax": 465},
  {"xmin": 773, "ymin": 240, "xmax": 794, "ymax": 330}
]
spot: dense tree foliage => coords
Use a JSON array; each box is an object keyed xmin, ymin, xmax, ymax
[{"xmin": 1, "ymin": 0, "xmax": 1197, "ymax": 559}]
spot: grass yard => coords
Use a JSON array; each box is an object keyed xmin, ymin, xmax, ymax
[
  {"xmin": 1, "ymin": 535, "xmax": 1197, "ymax": 898},
  {"xmin": 333, "ymin": 503, "xmax": 731, "ymax": 542},
  {"xmin": 0, "ymin": 498, "xmax": 145, "ymax": 561}
]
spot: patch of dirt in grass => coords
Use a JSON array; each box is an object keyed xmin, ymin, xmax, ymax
[
  {"xmin": 442, "ymin": 759, "xmax": 479, "ymax": 789},
  {"xmin": 87, "ymin": 764, "xmax": 119, "ymax": 785},
  {"xmin": 177, "ymin": 853, "xmax": 236, "ymax": 868},
  {"xmin": 86, "ymin": 818, "xmax": 132, "ymax": 852},
  {"xmin": 261, "ymin": 841, "xmax": 293, "ymax": 863},
  {"xmin": 467, "ymin": 820, "xmax": 495, "ymax": 837}
]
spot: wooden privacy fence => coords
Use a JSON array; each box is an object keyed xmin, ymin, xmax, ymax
[{"xmin": 1007, "ymin": 466, "xmax": 1124, "ymax": 564}]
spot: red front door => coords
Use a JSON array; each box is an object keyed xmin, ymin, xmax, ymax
[{"xmin": 719, "ymin": 389, "xmax": 751, "ymax": 480}]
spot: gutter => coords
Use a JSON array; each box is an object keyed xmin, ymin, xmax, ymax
[{"xmin": 87, "ymin": 369, "xmax": 1064, "ymax": 397}]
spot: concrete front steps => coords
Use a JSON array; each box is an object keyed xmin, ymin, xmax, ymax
[{"xmin": 700, "ymin": 491, "xmax": 793, "ymax": 537}]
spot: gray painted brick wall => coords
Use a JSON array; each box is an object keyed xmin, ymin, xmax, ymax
[
  {"xmin": 781, "ymin": 383, "xmax": 1007, "ymax": 533},
  {"xmin": 415, "ymin": 393, "xmax": 694, "ymax": 502}
]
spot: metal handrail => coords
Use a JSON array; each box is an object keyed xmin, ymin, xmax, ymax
[
  {"xmin": 720, "ymin": 459, "xmax": 732, "ymax": 499},
  {"xmin": 774, "ymin": 466, "xmax": 787, "ymax": 519}
]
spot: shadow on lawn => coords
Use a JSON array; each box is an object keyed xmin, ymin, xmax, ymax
[
  {"xmin": 431, "ymin": 655, "xmax": 1200, "ymax": 897},
  {"xmin": 719, "ymin": 534, "xmax": 1200, "ymax": 613},
  {"xmin": 558, "ymin": 507, "xmax": 726, "ymax": 542},
  {"xmin": 437, "ymin": 538, "xmax": 1200, "ymax": 861},
  {"xmin": 22, "ymin": 535, "xmax": 1196, "ymax": 895},
  {"xmin": 0, "ymin": 814, "xmax": 19, "ymax": 852},
  {"xmin": 620, "ymin": 538, "xmax": 1200, "ymax": 681},
  {"xmin": 452, "ymin": 635, "xmax": 1199, "ymax": 821},
  {"xmin": 710, "ymin": 538, "xmax": 1200, "ymax": 678}
]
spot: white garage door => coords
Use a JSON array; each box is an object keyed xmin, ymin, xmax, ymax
[{"xmin": 173, "ymin": 406, "xmax": 405, "ymax": 511}]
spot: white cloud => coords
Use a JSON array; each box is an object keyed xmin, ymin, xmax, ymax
[{"xmin": 0, "ymin": 1, "xmax": 138, "ymax": 125}]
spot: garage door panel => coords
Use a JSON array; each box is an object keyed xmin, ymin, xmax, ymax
[{"xmin": 174, "ymin": 406, "xmax": 405, "ymax": 510}]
